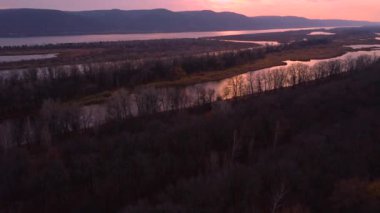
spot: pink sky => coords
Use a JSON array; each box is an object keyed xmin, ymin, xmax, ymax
[{"xmin": 1, "ymin": 0, "xmax": 379, "ymax": 21}]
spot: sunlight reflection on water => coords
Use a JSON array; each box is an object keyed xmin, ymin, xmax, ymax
[
  {"xmin": 220, "ymin": 40, "xmax": 280, "ymax": 46},
  {"xmin": 0, "ymin": 27, "xmax": 340, "ymax": 47},
  {"xmin": 191, "ymin": 49, "xmax": 380, "ymax": 99},
  {"xmin": 307, "ymin": 31, "xmax": 335, "ymax": 36},
  {"xmin": 345, "ymin": 44, "xmax": 380, "ymax": 50}
]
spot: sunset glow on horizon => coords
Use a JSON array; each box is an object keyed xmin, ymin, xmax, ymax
[{"xmin": 1, "ymin": 0, "xmax": 379, "ymax": 21}]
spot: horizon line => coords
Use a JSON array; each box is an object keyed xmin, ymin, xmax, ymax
[{"xmin": 0, "ymin": 7, "xmax": 378, "ymax": 23}]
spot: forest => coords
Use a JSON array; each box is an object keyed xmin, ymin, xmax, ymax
[
  {"xmin": 0, "ymin": 38, "xmax": 330, "ymax": 119},
  {"xmin": 1, "ymin": 24, "xmax": 380, "ymax": 212},
  {"xmin": 1, "ymin": 42, "xmax": 380, "ymax": 212}
]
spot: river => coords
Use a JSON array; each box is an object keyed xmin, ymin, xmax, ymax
[
  {"xmin": 307, "ymin": 32, "xmax": 336, "ymax": 36},
  {"xmin": 79, "ymin": 46, "xmax": 380, "ymax": 125},
  {"xmin": 0, "ymin": 53, "xmax": 57, "ymax": 63},
  {"xmin": 0, "ymin": 27, "xmax": 340, "ymax": 47},
  {"xmin": 1, "ymin": 45, "xmax": 379, "ymax": 144}
]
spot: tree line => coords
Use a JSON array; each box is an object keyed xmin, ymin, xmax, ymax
[
  {"xmin": 0, "ymin": 53, "xmax": 378, "ymax": 150},
  {"xmin": 1, "ymin": 56, "xmax": 380, "ymax": 212},
  {"xmin": 0, "ymin": 38, "xmax": 332, "ymax": 118},
  {"xmin": 0, "ymin": 44, "xmax": 275, "ymax": 116}
]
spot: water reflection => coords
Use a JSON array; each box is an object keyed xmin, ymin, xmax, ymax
[
  {"xmin": 345, "ymin": 44, "xmax": 380, "ymax": 50},
  {"xmin": 0, "ymin": 27, "xmax": 339, "ymax": 47},
  {"xmin": 79, "ymin": 48, "xmax": 380, "ymax": 126},
  {"xmin": 189, "ymin": 50, "xmax": 379, "ymax": 99},
  {"xmin": 220, "ymin": 40, "xmax": 280, "ymax": 46},
  {"xmin": 308, "ymin": 32, "xmax": 335, "ymax": 36},
  {"xmin": 0, "ymin": 54, "xmax": 57, "ymax": 63},
  {"xmin": 1, "ymin": 49, "xmax": 379, "ymax": 144},
  {"xmin": 0, "ymin": 47, "xmax": 260, "ymax": 79}
]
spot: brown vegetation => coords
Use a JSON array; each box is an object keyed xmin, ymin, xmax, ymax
[{"xmin": 1, "ymin": 56, "xmax": 380, "ymax": 213}]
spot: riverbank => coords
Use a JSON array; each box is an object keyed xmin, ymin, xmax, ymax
[
  {"xmin": 76, "ymin": 43, "xmax": 351, "ymax": 106},
  {"xmin": 1, "ymin": 26, "xmax": 379, "ymax": 113},
  {"xmin": 3, "ymin": 57, "xmax": 380, "ymax": 213},
  {"xmin": 150, "ymin": 44, "xmax": 350, "ymax": 87},
  {"xmin": 75, "ymin": 27, "xmax": 380, "ymax": 105}
]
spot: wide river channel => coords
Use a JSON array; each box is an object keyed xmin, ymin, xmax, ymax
[{"xmin": 0, "ymin": 26, "xmax": 341, "ymax": 47}]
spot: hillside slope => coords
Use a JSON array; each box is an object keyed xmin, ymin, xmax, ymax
[{"xmin": 0, "ymin": 8, "xmax": 375, "ymax": 36}]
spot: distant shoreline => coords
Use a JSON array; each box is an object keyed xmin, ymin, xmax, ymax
[
  {"xmin": 0, "ymin": 26, "xmax": 364, "ymax": 39},
  {"xmin": 0, "ymin": 26, "xmax": 356, "ymax": 47}
]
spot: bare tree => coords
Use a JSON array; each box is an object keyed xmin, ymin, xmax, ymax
[
  {"xmin": 106, "ymin": 89, "xmax": 133, "ymax": 121},
  {"xmin": 40, "ymin": 100, "xmax": 80, "ymax": 136},
  {"xmin": 194, "ymin": 86, "xmax": 207, "ymax": 106},
  {"xmin": 23, "ymin": 68, "xmax": 38, "ymax": 82},
  {"xmin": 227, "ymin": 75, "xmax": 245, "ymax": 98},
  {"xmin": 311, "ymin": 62, "xmax": 328, "ymax": 80},
  {"xmin": 270, "ymin": 68, "xmax": 287, "ymax": 89},
  {"xmin": 165, "ymin": 87, "xmax": 189, "ymax": 111},
  {"xmin": 262, "ymin": 72, "xmax": 273, "ymax": 92},
  {"xmin": 326, "ymin": 60, "xmax": 342, "ymax": 76},
  {"xmin": 296, "ymin": 63, "xmax": 310, "ymax": 84},
  {"xmin": 205, "ymin": 89, "xmax": 216, "ymax": 103},
  {"xmin": 286, "ymin": 63, "xmax": 310, "ymax": 86},
  {"xmin": 223, "ymin": 86, "xmax": 231, "ymax": 99},
  {"xmin": 22, "ymin": 117, "xmax": 35, "ymax": 147},
  {"xmin": 271, "ymin": 182, "xmax": 288, "ymax": 213},
  {"xmin": 272, "ymin": 121, "xmax": 281, "ymax": 152},
  {"xmin": 287, "ymin": 64, "xmax": 299, "ymax": 87},
  {"xmin": 246, "ymin": 72, "xmax": 255, "ymax": 95},
  {"xmin": 80, "ymin": 107, "xmax": 95, "ymax": 130},
  {"xmin": 230, "ymin": 129, "xmax": 242, "ymax": 166},
  {"xmin": 0, "ymin": 121, "xmax": 13, "ymax": 153},
  {"xmin": 255, "ymin": 73, "xmax": 264, "ymax": 93},
  {"xmin": 343, "ymin": 56, "xmax": 357, "ymax": 73},
  {"xmin": 135, "ymin": 87, "xmax": 161, "ymax": 115},
  {"xmin": 355, "ymin": 55, "xmax": 375, "ymax": 71}
]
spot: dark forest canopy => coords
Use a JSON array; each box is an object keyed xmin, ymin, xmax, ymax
[
  {"xmin": 1, "ymin": 18, "xmax": 380, "ymax": 212},
  {"xmin": 1, "ymin": 57, "xmax": 380, "ymax": 213}
]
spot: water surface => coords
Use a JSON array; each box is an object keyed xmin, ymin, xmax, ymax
[
  {"xmin": 80, "ymin": 48, "xmax": 380, "ymax": 125},
  {"xmin": 346, "ymin": 44, "xmax": 380, "ymax": 50},
  {"xmin": 1, "ymin": 48, "xmax": 379, "ymax": 131},
  {"xmin": 0, "ymin": 54, "xmax": 57, "ymax": 63},
  {"xmin": 221, "ymin": 40, "xmax": 280, "ymax": 46},
  {"xmin": 189, "ymin": 49, "xmax": 380, "ymax": 100},
  {"xmin": 0, "ymin": 27, "xmax": 339, "ymax": 47},
  {"xmin": 308, "ymin": 31, "xmax": 335, "ymax": 36}
]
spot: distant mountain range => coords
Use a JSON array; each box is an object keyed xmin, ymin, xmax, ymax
[{"xmin": 0, "ymin": 8, "xmax": 378, "ymax": 37}]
